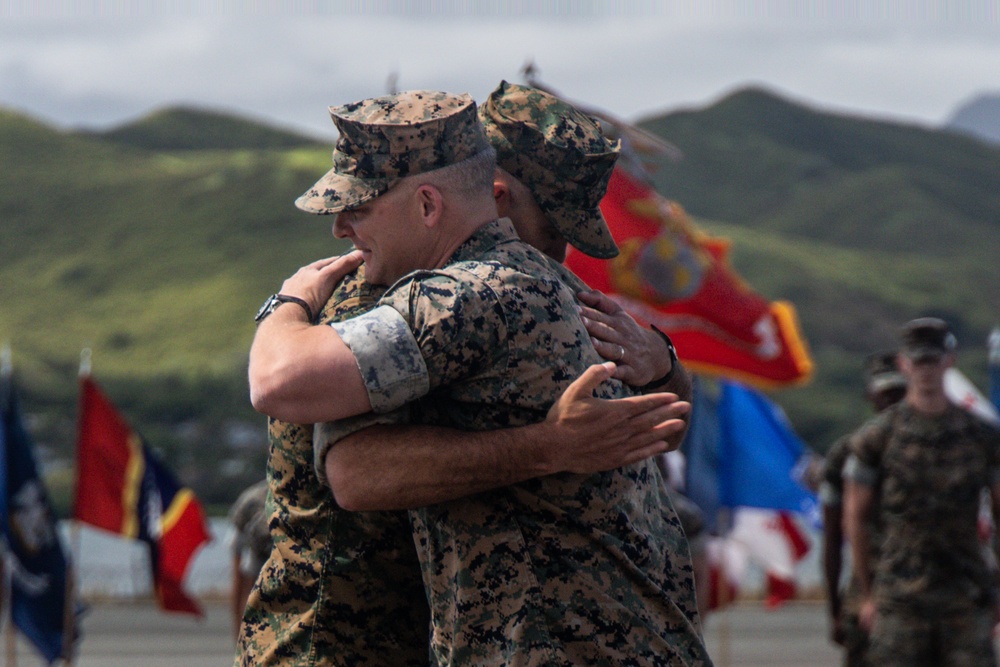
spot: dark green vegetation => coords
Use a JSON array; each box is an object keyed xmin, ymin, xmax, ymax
[{"xmin": 2, "ymin": 88, "xmax": 998, "ymax": 513}]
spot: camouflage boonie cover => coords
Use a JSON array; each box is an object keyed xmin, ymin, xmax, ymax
[
  {"xmin": 235, "ymin": 265, "xmax": 429, "ymax": 667},
  {"xmin": 848, "ymin": 402, "xmax": 1000, "ymax": 613},
  {"xmin": 336, "ymin": 218, "xmax": 709, "ymax": 665},
  {"xmin": 479, "ymin": 80, "xmax": 620, "ymax": 259},
  {"xmin": 296, "ymin": 91, "xmax": 491, "ymax": 215}
]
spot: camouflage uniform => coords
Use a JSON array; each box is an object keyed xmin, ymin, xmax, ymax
[
  {"xmin": 820, "ymin": 434, "xmax": 880, "ymax": 667},
  {"xmin": 239, "ymin": 91, "xmax": 489, "ymax": 666},
  {"xmin": 235, "ymin": 275, "xmax": 428, "ymax": 667},
  {"xmin": 846, "ymin": 401, "xmax": 1000, "ymax": 666},
  {"xmin": 263, "ymin": 88, "xmax": 707, "ymax": 666},
  {"xmin": 327, "ymin": 217, "xmax": 709, "ymax": 666}
]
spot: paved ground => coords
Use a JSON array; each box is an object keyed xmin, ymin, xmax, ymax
[{"xmin": 5, "ymin": 598, "xmax": 845, "ymax": 666}]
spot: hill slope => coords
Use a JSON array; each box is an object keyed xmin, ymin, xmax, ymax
[
  {"xmin": 2, "ymin": 93, "xmax": 998, "ymax": 506},
  {"xmin": 80, "ymin": 105, "xmax": 324, "ymax": 150}
]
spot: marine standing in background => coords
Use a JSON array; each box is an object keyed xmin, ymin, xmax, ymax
[
  {"xmin": 844, "ymin": 318, "xmax": 1000, "ymax": 667},
  {"xmin": 819, "ymin": 352, "xmax": 906, "ymax": 666}
]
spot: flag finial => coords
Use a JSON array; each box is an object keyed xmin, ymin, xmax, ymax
[
  {"xmin": 1, "ymin": 342, "xmax": 11, "ymax": 378},
  {"xmin": 79, "ymin": 348, "xmax": 92, "ymax": 377}
]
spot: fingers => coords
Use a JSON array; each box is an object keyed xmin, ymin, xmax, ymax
[
  {"xmin": 316, "ymin": 250, "xmax": 364, "ymax": 274},
  {"xmin": 561, "ymin": 362, "xmax": 616, "ymax": 402},
  {"xmin": 576, "ymin": 289, "xmax": 624, "ymax": 316}
]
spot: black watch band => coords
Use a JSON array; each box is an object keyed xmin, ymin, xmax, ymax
[
  {"xmin": 254, "ymin": 293, "xmax": 316, "ymax": 324},
  {"xmin": 635, "ymin": 325, "xmax": 678, "ymax": 392}
]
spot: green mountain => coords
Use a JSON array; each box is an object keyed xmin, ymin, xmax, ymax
[
  {"xmin": 637, "ymin": 87, "xmax": 1000, "ymax": 441},
  {"xmin": 2, "ymin": 90, "xmax": 998, "ymax": 509},
  {"xmin": 80, "ymin": 105, "xmax": 324, "ymax": 150}
]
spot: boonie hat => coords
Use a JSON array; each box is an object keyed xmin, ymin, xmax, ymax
[
  {"xmin": 864, "ymin": 352, "xmax": 906, "ymax": 394},
  {"xmin": 899, "ymin": 317, "xmax": 956, "ymax": 361},
  {"xmin": 297, "ymin": 90, "xmax": 491, "ymax": 214},
  {"xmin": 479, "ymin": 80, "xmax": 621, "ymax": 259}
]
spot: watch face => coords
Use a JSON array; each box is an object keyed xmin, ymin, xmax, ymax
[{"xmin": 255, "ymin": 295, "xmax": 278, "ymax": 323}]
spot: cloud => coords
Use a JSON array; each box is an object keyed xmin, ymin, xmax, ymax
[{"xmin": 1, "ymin": 9, "xmax": 998, "ymax": 138}]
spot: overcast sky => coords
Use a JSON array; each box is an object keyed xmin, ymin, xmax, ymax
[{"xmin": 2, "ymin": 2, "xmax": 999, "ymax": 141}]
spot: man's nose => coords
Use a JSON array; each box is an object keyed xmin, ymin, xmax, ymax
[{"xmin": 332, "ymin": 214, "xmax": 349, "ymax": 238}]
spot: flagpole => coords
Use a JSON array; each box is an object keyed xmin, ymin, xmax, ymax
[
  {"xmin": 1, "ymin": 345, "xmax": 14, "ymax": 667},
  {"xmin": 59, "ymin": 566, "xmax": 76, "ymax": 666},
  {"xmin": 66, "ymin": 349, "xmax": 92, "ymax": 666}
]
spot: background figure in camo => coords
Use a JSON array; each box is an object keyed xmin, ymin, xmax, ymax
[
  {"xmin": 239, "ymin": 85, "xmax": 698, "ymax": 666},
  {"xmin": 819, "ymin": 352, "xmax": 906, "ymax": 666},
  {"xmin": 844, "ymin": 318, "xmax": 1000, "ymax": 667}
]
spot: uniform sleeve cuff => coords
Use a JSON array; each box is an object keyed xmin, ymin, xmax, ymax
[
  {"xmin": 313, "ymin": 408, "xmax": 411, "ymax": 487},
  {"xmin": 843, "ymin": 454, "xmax": 878, "ymax": 487},
  {"xmin": 330, "ymin": 304, "xmax": 430, "ymax": 413}
]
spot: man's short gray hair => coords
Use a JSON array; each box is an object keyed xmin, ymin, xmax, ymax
[{"xmin": 411, "ymin": 146, "xmax": 497, "ymax": 198}]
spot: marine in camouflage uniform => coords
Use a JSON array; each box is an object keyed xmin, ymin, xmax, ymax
[
  {"xmin": 236, "ymin": 274, "xmax": 429, "ymax": 667},
  {"xmin": 844, "ymin": 318, "xmax": 1000, "ymax": 667},
  {"xmin": 287, "ymin": 91, "xmax": 709, "ymax": 665},
  {"xmin": 818, "ymin": 352, "xmax": 905, "ymax": 667}
]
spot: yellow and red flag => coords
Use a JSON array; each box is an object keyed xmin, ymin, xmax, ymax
[
  {"xmin": 74, "ymin": 375, "xmax": 211, "ymax": 615},
  {"xmin": 565, "ymin": 167, "xmax": 813, "ymax": 388}
]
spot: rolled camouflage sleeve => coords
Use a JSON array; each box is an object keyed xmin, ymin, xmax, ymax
[
  {"xmin": 843, "ymin": 415, "xmax": 888, "ymax": 487},
  {"xmin": 843, "ymin": 454, "xmax": 878, "ymax": 487},
  {"xmin": 313, "ymin": 407, "xmax": 411, "ymax": 486},
  {"xmin": 818, "ymin": 436, "xmax": 851, "ymax": 506},
  {"xmin": 378, "ymin": 270, "xmax": 506, "ymax": 391},
  {"xmin": 330, "ymin": 305, "xmax": 430, "ymax": 414}
]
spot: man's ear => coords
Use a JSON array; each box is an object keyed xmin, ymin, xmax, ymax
[
  {"xmin": 415, "ymin": 184, "xmax": 444, "ymax": 227},
  {"xmin": 493, "ymin": 180, "xmax": 511, "ymax": 217}
]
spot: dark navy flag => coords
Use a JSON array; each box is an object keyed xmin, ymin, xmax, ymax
[
  {"xmin": 0, "ymin": 377, "xmax": 74, "ymax": 663},
  {"xmin": 680, "ymin": 378, "xmax": 724, "ymax": 532}
]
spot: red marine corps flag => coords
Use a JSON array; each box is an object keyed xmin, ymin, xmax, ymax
[
  {"xmin": 74, "ymin": 372, "xmax": 211, "ymax": 616},
  {"xmin": 565, "ymin": 166, "xmax": 813, "ymax": 388}
]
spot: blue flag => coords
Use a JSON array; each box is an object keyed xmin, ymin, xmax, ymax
[
  {"xmin": 0, "ymin": 377, "xmax": 73, "ymax": 663},
  {"xmin": 683, "ymin": 379, "xmax": 819, "ymax": 527}
]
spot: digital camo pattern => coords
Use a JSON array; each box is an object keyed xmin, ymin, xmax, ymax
[
  {"xmin": 849, "ymin": 402, "xmax": 1000, "ymax": 613},
  {"xmin": 480, "ymin": 80, "xmax": 620, "ymax": 259},
  {"xmin": 867, "ymin": 601, "xmax": 996, "ymax": 667},
  {"xmin": 364, "ymin": 218, "xmax": 709, "ymax": 665},
  {"xmin": 296, "ymin": 90, "xmax": 491, "ymax": 215},
  {"xmin": 235, "ymin": 265, "xmax": 429, "ymax": 667},
  {"xmin": 821, "ymin": 434, "xmax": 880, "ymax": 667}
]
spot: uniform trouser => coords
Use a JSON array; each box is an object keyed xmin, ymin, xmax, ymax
[
  {"xmin": 839, "ymin": 608, "xmax": 870, "ymax": 667},
  {"xmin": 868, "ymin": 601, "xmax": 996, "ymax": 667}
]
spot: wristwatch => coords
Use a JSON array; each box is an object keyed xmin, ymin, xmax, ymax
[
  {"xmin": 635, "ymin": 325, "xmax": 679, "ymax": 392},
  {"xmin": 254, "ymin": 294, "xmax": 315, "ymax": 324}
]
